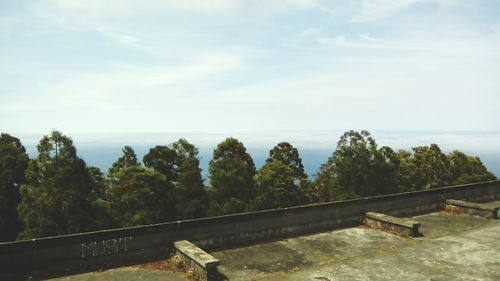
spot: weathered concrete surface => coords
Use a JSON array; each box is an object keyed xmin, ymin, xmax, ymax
[
  {"xmin": 175, "ymin": 240, "xmax": 219, "ymax": 268},
  {"xmin": 364, "ymin": 212, "xmax": 421, "ymax": 237},
  {"xmin": 445, "ymin": 199, "xmax": 500, "ymax": 218},
  {"xmin": 211, "ymin": 212, "xmax": 500, "ymax": 281},
  {"xmin": 175, "ymin": 240, "xmax": 220, "ymax": 281},
  {"xmin": 45, "ymin": 267, "xmax": 188, "ymax": 281}
]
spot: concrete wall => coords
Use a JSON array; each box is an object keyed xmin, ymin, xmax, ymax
[{"xmin": 1, "ymin": 181, "xmax": 499, "ymax": 280}]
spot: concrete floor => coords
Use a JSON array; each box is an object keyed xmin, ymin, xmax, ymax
[{"xmin": 211, "ymin": 211, "xmax": 500, "ymax": 281}]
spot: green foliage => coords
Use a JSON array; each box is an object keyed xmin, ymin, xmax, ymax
[
  {"xmin": 251, "ymin": 159, "xmax": 298, "ymax": 210},
  {"xmin": 271, "ymin": 142, "xmax": 315, "ymax": 204},
  {"xmin": 142, "ymin": 139, "xmax": 207, "ymax": 220},
  {"xmin": 209, "ymin": 138, "xmax": 256, "ymax": 214},
  {"xmin": 412, "ymin": 144, "xmax": 451, "ymax": 189},
  {"xmin": 267, "ymin": 142, "xmax": 314, "ymax": 204},
  {"xmin": 447, "ymin": 150, "xmax": 496, "ymax": 185},
  {"xmin": 104, "ymin": 145, "xmax": 176, "ymax": 226},
  {"xmin": 268, "ymin": 142, "xmax": 307, "ymax": 180},
  {"xmin": 104, "ymin": 165, "xmax": 174, "ymax": 227},
  {"xmin": 17, "ymin": 131, "xmax": 98, "ymax": 239},
  {"xmin": 0, "ymin": 134, "xmax": 29, "ymax": 241},
  {"xmin": 86, "ymin": 166, "xmax": 110, "ymax": 230},
  {"xmin": 314, "ymin": 133, "xmax": 497, "ymax": 202},
  {"xmin": 143, "ymin": 145, "xmax": 178, "ymax": 180},
  {"xmin": 314, "ymin": 130, "xmax": 399, "ymax": 201},
  {"xmin": 108, "ymin": 146, "xmax": 139, "ymax": 177},
  {"xmin": 170, "ymin": 139, "xmax": 207, "ymax": 219},
  {"xmin": 0, "ymin": 129, "xmax": 496, "ymax": 240},
  {"xmin": 394, "ymin": 149, "xmax": 418, "ymax": 192},
  {"xmin": 171, "ymin": 138, "xmax": 199, "ymax": 161},
  {"xmin": 394, "ymin": 146, "xmax": 496, "ymax": 191}
]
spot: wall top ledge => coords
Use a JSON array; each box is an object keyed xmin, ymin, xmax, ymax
[
  {"xmin": 174, "ymin": 240, "xmax": 219, "ymax": 269},
  {"xmin": 446, "ymin": 199, "xmax": 499, "ymax": 211},
  {"xmin": 365, "ymin": 212, "xmax": 420, "ymax": 228}
]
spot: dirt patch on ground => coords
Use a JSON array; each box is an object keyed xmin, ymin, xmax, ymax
[{"xmin": 136, "ymin": 255, "xmax": 198, "ymax": 281}]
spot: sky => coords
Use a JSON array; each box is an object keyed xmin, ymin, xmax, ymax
[{"xmin": 1, "ymin": 0, "xmax": 500, "ymax": 136}]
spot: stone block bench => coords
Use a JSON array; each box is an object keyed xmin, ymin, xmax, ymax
[
  {"xmin": 174, "ymin": 240, "xmax": 220, "ymax": 281},
  {"xmin": 444, "ymin": 199, "xmax": 499, "ymax": 219},
  {"xmin": 364, "ymin": 212, "xmax": 421, "ymax": 237}
]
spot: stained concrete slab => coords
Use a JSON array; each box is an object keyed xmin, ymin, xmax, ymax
[
  {"xmin": 45, "ymin": 266, "xmax": 188, "ymax": 281},
  {"xmin": 211, "ymin": 212, "xmax": 500, "ymax": 281}
]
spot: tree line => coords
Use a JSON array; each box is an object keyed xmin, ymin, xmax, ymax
[{"xmin": 0, "ymin": 130, "xmax": 496, "ymax": 241}]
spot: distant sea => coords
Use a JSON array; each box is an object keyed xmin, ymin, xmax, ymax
[{"xmin": 20, "ymin": 131, "xmax": 500, "ymax": 180}]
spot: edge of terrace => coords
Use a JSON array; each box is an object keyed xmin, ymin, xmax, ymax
[{"xmin": 1, "ymin": 180, "xmax": 499, "ymax": 280}]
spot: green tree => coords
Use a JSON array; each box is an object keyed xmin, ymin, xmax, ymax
[
  {"xmin": 0, "ymin": 134, "xmax": 29, "ymax": 241},
  {"xmin": 170, "ymin": 139, "xmax": 207, "ymax": 219},
  {"xmin": 175, "ymin": 156, "xmax": 207, "ymax": 219},
  {"xmin": 142, "ymin": 139, "xmax": 207, "ymax": 219},
  {"xmin": 375, "ymin": 146, "xmax": 401, "ymax": 194},
  {"xmin": 447, "ymin": 150, "xmax": 496, "ymax": 185},
  {"xmin": 143, "ymin": 145, "xmax": 178, "ymax": 180},
  {"xmin": 251, "ymin": 159, "xmax": 297, "ymax": 210},
  {"xmin": 171, "ymin": 138, "xmax": 199, "ymax": 161},
  {"xmin": 267, "ymin": 142, "xmax": 313, "ymax": 204},
  {"xmin": 314, "ymin": 130, "xmax": 399, "ymax": 201},
  {"xmin": 268, "ymin": 142, "xmax": 307, "ymax": 180},
  {"xmin": 17, "ymin": 131, "xmax": 96, "ymax": 239},
  {"xmin": 104, "ymin": 165, "xmax": 174, "ymax": 227},
  {"xmin": 394, "ymin": 149, "xmax": 418, "ymax": 192},
  {"xmin": 208, "ymin": 138, "xmax": 256, "ymax": 215},
  {"xmin": 86, "ymin": 166, "xmax": 110, "ymax": 230},
  {"xmin": 108, "ymin": 145, "xmax": 139, "ymax": 177},
  {"xmin": 312, "ymin": 165, "xmax": 337, "ymax": 203},
  {"xmin": 105, "ymin": 146, "xmax": 176, "ymax": 226},
  {"xmin": 412, "ymin": 144, "xmax": 450, "ymax": 189}
]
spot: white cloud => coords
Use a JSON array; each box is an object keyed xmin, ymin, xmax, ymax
[
  {"xmin": 324, "ymin": 0, "xmax": 461, "ymax": 23},
  {"xmin": 350, "ymin": 0, "xmax": 423, "ymax": 22},
  {"xmin": 315, "ymin": 33, "xmax": 500, "ymax": 60},
  {"xmin": 1, "ymin": 53, "xmax": 242, "ymax": 114},
  {"xmin": 33, "ymin": 0, "xmax": 318, "ymax": 19},
  {"xmin": 94, "ymin": 25, "xmax": 140, "ymax": 47},
  {"xmin": 2, "ymin": 0, "xmax": 500, "ymax": 134}
]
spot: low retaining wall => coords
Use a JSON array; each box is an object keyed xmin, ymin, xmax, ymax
[
  {"xmin": 1, "ymin": 181, "xmax": 499, "ymax": 280},
  {"xmin": 444, "ymin": 199, "xmax": 499, "ymax": 219},
  {"xmin": 364, "ymin": 212, "xmax": 421, "ymax": 237},
  {"xmin": 174, "ymin": 240, "xmax": 219, "ymax": 281}
]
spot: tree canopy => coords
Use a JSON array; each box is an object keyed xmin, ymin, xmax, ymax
[
  {"xmin": 208, "ymin": 138, "xmax": 256, "ymax": 214},
  {"xmin": 412, "ymin": 144, "xmax": 451, "ymax": 189},
  {"xmin": 170, "ymin": 139, "xmax": 207, "ymax": 219},
  {"xmin": 0, "ymin": 130, "xmax": 496, "ymax": 240},
  {"xmin": 143, "ymin": 145, "xmax": 178, "ymax": 180},
  {"xmin": 251, "ymin": 159, "xmax": 298, "ymax": 210},
  {"xmin": 17, "ymin": 131, "xmax": 98, "ymax": 239},
  {"xmin": 0, "ymin": 134, "xmax": 29, "ymax": 241},
  {"xmin": 268, "ymin": 142, "xmax": 307, "ymax": 180},
  {"xmin": 104, "ymin": 164, "xmax": 174, "ymax": 227},
  {"xmin": 314, "ymin": 130, "xmax": 400, "ymax": 201}
]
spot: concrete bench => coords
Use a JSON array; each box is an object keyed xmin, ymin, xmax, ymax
[
  {"xmin": 444, "ymin": 199, "xmax": 499, "ymax": 219},
  {"xmin": 364, "ymin": 212, "xmax": 421, "ymax": 237},
  {"xmin": 174, "ymin": 240, "xmax": 220, "ymax": 281}
]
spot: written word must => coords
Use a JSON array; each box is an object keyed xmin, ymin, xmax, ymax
[{"xmin": 81, "ymin": 236, "xmax": 133, "ymax": 258}]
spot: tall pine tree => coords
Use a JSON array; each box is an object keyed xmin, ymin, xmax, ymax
[
  {"xmin": 17, "ymin": 131, "xmax": 96, "ymax": 239},
  {"xmin": 0, "ymin": 134, "xmax": 29, "ymax": 241}
]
